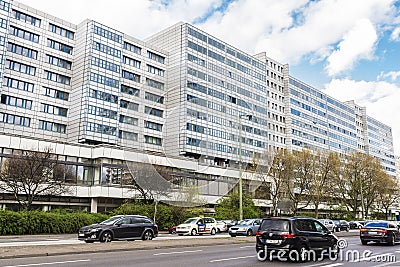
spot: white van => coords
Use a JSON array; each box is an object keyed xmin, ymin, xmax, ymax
[{"xmin": 176, "ymin": 217, "xmax": 217, "ymax": 236}]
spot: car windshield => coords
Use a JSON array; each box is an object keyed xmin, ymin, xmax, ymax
[
  {"xmin": 100, "ymin": 216, "xmax": 123, "ymax": 225},
  {"xmin": 238, "ymin": 220, "xmax": 252, "ymax": 225},
  {"xmin": 183, "ymin": 218, "xmax": 198, "ymax": 224},
  {"xmin": 365, "ymin": 222, "xmax": 388, "ymax": 228},
  {"xmin": 259, "ymin": 219, "xmax": 290, "ymax": 231}
]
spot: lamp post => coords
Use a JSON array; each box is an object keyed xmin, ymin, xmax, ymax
[{"xmin": 238, "ymin": 113, "xmax": 252, "ymax": 221}]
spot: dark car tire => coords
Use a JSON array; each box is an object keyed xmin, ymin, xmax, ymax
[
  {"xmin": 247, "ymin": 229, "xmax": 253, "ymax": 236},
  {"xmin": 191, "ymin": 228, "xmax": 197, "ymax": 236},
  {"xmin": 211, "ymin": 228, "xmax": 216, "ymax": 235},
  {"xmin": 389, "ymin": 234, "xmax": 396, "ymax": 246},
  {"xmin": 290, "ymin": 245, "xmax": 308, "ymax": 262},
  {"xmin": 361, "ymin": 239, "xmax": 368, "ymax": 245},
  {"xmin": 142, "ymin": 230, "xmax": 153, "ymax": 241},
  {"xmin": 330, "ymin": 244, "xmax": 340, "ymax": 259},
  {"xmin": 84, "ymin": 240, "xmax": 94, "ymax": 243},
  {"xmin": 99, "ymin": 231, "xmax": 113, "ymax": 243},
  {"xmin": 170, "ymin": 229, "xmax": 176, "ymax": 234}
]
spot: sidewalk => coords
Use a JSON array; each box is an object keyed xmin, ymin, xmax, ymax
[{"xmin": 0, "ymin": 230, "xmax": 359, "ymax": 259}]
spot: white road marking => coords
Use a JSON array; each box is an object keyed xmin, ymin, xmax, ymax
[
  {"xmin": 3, "ymin": 259, "xmax": 91, "ymax": 267},
  {"xmin": 239, "ymin": 245, "xmax": 254, "ymax": 248},
  {"xmin": 153, "ymin": 249, "xmax": 203, "ymax": 256},
  {"xmin": 209, "ymin": 255, "xmax": 255, "ymax": 262},
  {"xmin": 320, "ymin": 263, "xmax": 343, "ymax": 267},
  {"xmin": 305, "ymin": 262, "xmax": 340, "ymax": 267}
]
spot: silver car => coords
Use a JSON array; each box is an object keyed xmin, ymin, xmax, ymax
[{"xmin": 318, "ymin": 219, "xmax": 336, "ymax": 232}]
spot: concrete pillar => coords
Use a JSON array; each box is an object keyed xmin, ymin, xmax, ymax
[{"xmin": 91, "ymin": 198, "xmax": 98, "ymax": 213}]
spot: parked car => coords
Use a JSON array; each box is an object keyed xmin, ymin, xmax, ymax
[
  {"xmin": 349, "ymin": 221, "xmax": 363, "ymax": 229},
  {"xmin": 221, "ymin": 219, "xmax": 238, "ymax": 229},
  {"xmin": 168, "ymin": 225, "xmax": 177, "ymax": 234},
  {"xmin": 78, "ymin": 215, "xmax": 158, "ymax": 243},
  {"xmin": 216, "ymin": 220, "xmax": 228, "ymax": 233},
  {"xmin": 332, "ymin": 220, "xmax": 349, "ymax": 232},
  {"xmin": 256, "ymin": 217, "xmax": 339, "ymax": 262},
  {"xmin": 176, "ymin": 217, "xmax": 217, "ymax": 236},
  {"xmin": 229, "ymin": 218, "xmax": 261, "ymax": 236},
  {"xmin": 318, "ymin": 219, "xmax": 336, "ymax": 232},
  {"xmin": 360, "ymin": 221, "xmax": 400, "ymax": 245}
]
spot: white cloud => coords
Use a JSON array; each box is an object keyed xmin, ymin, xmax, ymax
[
  {"xmin": 325, "ymin": 19, "xmax": 377, "ymax": 77},
  {"xmin": 378, "ymin": 71, "xmax": 400, "ymax": 82},
  {"xmin": 323, "ymin": 79, "xmax": 400, "ymax": 153},
  {"xmin": 390, "ymin": 27, "xmax": 400, "ymax": 41}
]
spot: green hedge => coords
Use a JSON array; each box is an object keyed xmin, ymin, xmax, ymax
[{"xmin": 0, "ymin": 210, "xmax": 108, "ymax": 235}]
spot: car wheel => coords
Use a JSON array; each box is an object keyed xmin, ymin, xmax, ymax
[
  {"xmin": 217, "ymin": 228, "xmax": 220, "ymax": 233},
  {"xmin": 191, "ymin": 228, "xmax": 197, "ymax": 236},
  {"xmin": 99, "ymin": 231, "xmax": 112, "ymax": 243},
  {"xmin": 389, "ymin": 234, "xmax": 396, "ymax": 246},
  {"xmin": 290, "ymin": 245, "xmax": 308, "ymax": 262},
  {"xmin": 330, "ymin": 243, "xmax": 340, "ymax": 259},
  {"xmin": 346, "ymin": 227, "xmax": 349, "ymax": 232},
  {"xmin": 84, "ymin": 240, "xmax": 94, "ymax": 243},
  {"xmin": 171, "ymin": 229, "xmax": 176, "ymax": 234},
  {"xmin": 211, "ymin": 228, "xmax": 216, "ymax": 235},
  {"xmin": 247, "ymin": 229, "xmax": 253, "ymax": 236},
  {"xmin": 361, "ymin": 239, "xmax": 368, "ymax": 245},
  {"xmin": 142, "ymin": 230, "xmax": 153, "ymax": 241}
]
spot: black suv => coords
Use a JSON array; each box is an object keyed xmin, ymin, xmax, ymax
[
  {"xmin": 78, "ymin": 215, "xmax": 158, "ymax": 243},
  {"xmin": 256, "ymin": 217, "xmax": 339, "ymax": 262}
]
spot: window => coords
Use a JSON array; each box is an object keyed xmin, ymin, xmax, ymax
[
  {"xmin": 0, "ymin": 18, "xmax": 7, "ymax": 29},
  {"xmin": 119, "ymin": 130, "xmax": 138, "ymax": 141},
  {"xmin": 147, "ymin": 64, "xmax": 164, "ymax": 76},
  {"xmin": 40, "ymin": 103, "xmax": 68, "ymax": 117},
  {"xmin": 89, "ymin": 72, "xmax": 119, "ymax": 88},
  {"xmin": 12, "ymin": 9, "xmax": 41, "ymax": 27},
  {"xmin": 7, "ymin": 43, "xmax": 38, "ymax": 59},
  {"xmin": 9, "ymin": 26, "xmax": 39, "ymax": 43},
  {"xmin": 122, "ymin": 70, "xmax": 140, "ymax": 83},
  {"xmin": 49, "ymin": 23, "xmax": 74, "ymax": 39},
  {"xmin": 1, "ymin": 94, "xmax": 32, "ymax": 109},
  {"xmin": 48, "ymin": 39, "xmax": 73, "ymax": 54},
  {"xmin": 123, "ymin": 56, "xmax": 141, "ymax": 68},
  {"xmin": 145, "ymin": 135, "xmax": 162, "ymax": 146},
  {"xmin": 146, "ymin": 78, "xmax": 164, "ymax": 90},
  {"xmin": 88, "ymin": 105, "xmax": 117, "ymax": 119},
  {"xmin": 188, "ymin": 40, "xmax": 207, "ymax": 55},
  {"xmin": 119, "ymin": 115, "xmax": 138, "ymax": 125},
  {"xmin": 46, "ymin": 54, "xmax": 72, "ymax": 70},
  {"xmin": 91, "ymin": 57, "xmax": 120, "ymax": 73},
  {"xmin": 94, "ymin": 25, "xmax": 121, "ymax": 43},
  {"xmin": 3, "ymin": 77, "xmax": 34, "ymax": 92},
  {"xmin": 39, "ymin": 120, "xmax": 66, "ymax": 133},
  {"xmin": 86, "ymin": 121, "xmax": 116, "ymax": 136},
  {"xmin": 144, "ymin": 106, "xmax": 163, "ymax": 117},
  {"xmin": 0, "ymin": 1, "xmax": 10, "ymax": 12},
  {"xmin": 144, "ymin": 121, "xmax": 162, "ymax": 131},
  {"xmin": 0, "ymin": 113, "xmax": 30, "ymax": 127},
  {"xmin": 45, "ymin": 71, "xmax": 71, "ymax": 85},
  {"xmin": 44, "ymin": 87, "xmax": 69, "ymax": 101},
  {"xmin": 188, "ymin": 27, "xmax": 207, "ymax": 42},
  {"xmin": 93, "ymin": 41, "xmax": 121, "ymax": 58},
  {"xmin": 145, "ymin": 92, "xmax": 164, "ymax": 104},
  {"xmin": 6, "ymin": 60, "xmax": 36, "ymax": 76},
  {"xmin": 121, "ymin": 84, "xmax": 139, "ymax": 96},
  {"xmin": 147, "ymin": 51, "xmax": 165, "ymax": 64},
  {"xmin": 89, "ymin": 89, "xmax": 118, "ymax": 104},
  {"xmin": 120, "ymin": 99, "xmax": 139, "ymax": 111},
  {"xmin": 124, "ymin": 42, "xmax": 141, "ymax": 54}
]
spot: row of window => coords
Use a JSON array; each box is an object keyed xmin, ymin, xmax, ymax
[
  {"xmin": 48, "ymin": 39, "xmax": 73, "ymax": 54},
  {"xmin": 124, "ymin": 42, "xmax": 141, "ymax": 55},
  {"xmin": 1, "ymin": 94, "xmax": 32, "ymax": 109},
  {"xmin": 47, "ymin": 54, "xmax": 72, "ymax": 70},
  {"xmin": 88, "ymin": 88, "xmax": 118, "ymax": 104},
  {"xmin": 94, "ymin": 25, "xmax": 122, "ymax": 43},
  {"xmin": 3, "ymin": 76, "xmax": 34, "ymax": 92},
  {"xmin": 93, "ymin": 41, "xmax": 121, "ymax": 58},
  {"xmin": 86, "ymin": 121, "xmax": 116, "ymax": 136},
  {"xmin": 121, "ymin": 84, "xmax": 139, "ymax": 97},
  {"xmin": 44, "ymin": 87, "xmax": 69, "ymax": 101},
  {"xmin": 144, "ymin": 92, "xmax": 164, "ymax": 104},
  {"xmin": 91, "ymin": 56, "xmax": 120, "ymax": 73},
  {"xmin": 147, "ymin": 64, "xmax": 164, "ymax": 76},
  {"xmin": 40, "ymin": 103, "xmax": 68, "ymax": 117},
  {"xmin": 7, "ymin": 42, "xmax": 38, "ymax": 59},
  {"xmin": 122, "ymin": 70, "xmax": 140, "ymax": 83},
  {"xmin": 0, "ymin": 0, "xmax": 9, "ymax": 12},
  {"xmin": 144, "ymin": 120, "xmax": 162, "ymax": 131},
  {"xmin": 6, "ymin": 59, "xmax": 36, "ymax": 76},
  {"xmin": 147, "ymin": 51, "xmax": 165, "ymax": 64},
  {"xmin": 45, "ymin": 70, "xmax": 71, "ymax": 85},
  {"xmin": 146, "ymin": 78, "xmax": 164, "ymax": 90},
  {"xmin": 90, "ymin": 72, "xmax": 119, "ymax": 88},
  {"xmin": 144, "ymin": 106, "xmax": 163, "ymax": 117},
  {"xmin": 12, "ymin": 9, "xmax": 41, "ymax": 27},
  {"xmin": 88, "ymin": 105, "xmax": 117, "ymax": 120},
  {"xmin": 0, "ymin": 112, "xmax": 30, "ymax": 127},
  {"xmin": 145, "ymin": 135, "xmax": 162, "ymax": 146},
  {"xmin": 123, "ymin": 56, "xmax": 141, "ymax": 68},
  {"xmin": 119, "ymin": 114, "xmax": 138, "ymax": 125},
  {"xmin": 119, "ymin": 130, "xmax": 138, "ymax": 141},
  {"xmin": 120, "ymin": 99, "xmax": 139, "ymax": 111},
  {"xmin": 39, "ymin": 120, "xmax": 66, "ymax": 133},
  {"xmin": 49, "ymin": 23, "xmax": 74, "ymax": 40}
]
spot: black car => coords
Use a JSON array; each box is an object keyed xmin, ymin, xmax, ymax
[
  {"xmin": 360, "ymin": 221, "xmax": 400, "ymax": 245},
  {"xmin": 78, "ymin": 215, "xmax": 158, "ymax": 243},
  {"xmin": 256, "ymin": 217, "xmax": 339, "ymax": 262},
  {"xmin": 332, "ymin": 220, "xmax": 350, "ymax": 232}
]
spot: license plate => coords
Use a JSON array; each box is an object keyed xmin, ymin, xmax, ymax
[
  {"xmin": 78, "ymin": 233, "xmax": 85, "ymax": 237},
  {"xmin": 368, "ymin": 231, "xmax": 377, "ymax": 234},
  {"xmin": 266, "ymin": 239, "xmax": 280, "ymax": 244}
]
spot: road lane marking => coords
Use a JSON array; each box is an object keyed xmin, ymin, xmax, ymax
[
  {"xmin": 209, "ymin": 255, "xmax": 255, "ymax": 262},
  {"xmin": 3, "ymin": 259, "xmax": 91, "ymax": 267},
  {"xmin": 305, "ymin": 262, "xmax": 340, "ymax": 267},
  {"xmin": 320, "ymin": 264, "xmax": 343, "ymax": 267},
  {"xmin": 239, "ymin": 245, "xmax": 254, "ymax": 248},
  {"xmin": 153, "ymin": 250, "xmax": 203, "ymax": 256}
]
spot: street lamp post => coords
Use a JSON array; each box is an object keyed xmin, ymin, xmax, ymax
[{"xmin": 238, "ymin": 114, "xmax": 252, "ymax": 221}]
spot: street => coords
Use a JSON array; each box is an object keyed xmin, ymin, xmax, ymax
[{"xmin": 1, "ymin": 236, "xmax": 400, "ymax": 267}]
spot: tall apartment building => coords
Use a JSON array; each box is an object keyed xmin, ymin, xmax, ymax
[{"xmin": 0, "ymin": 1, "xmax": 395, "ymax": 212}]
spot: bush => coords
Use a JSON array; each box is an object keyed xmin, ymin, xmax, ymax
[{"xmin": 0, "ymin": 209, "xmax": 108, "ymax": 235}]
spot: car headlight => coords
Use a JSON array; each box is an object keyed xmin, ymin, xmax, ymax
[
  {"xmin": 240, "ymin": 227, "xmax": 247, "ymax": 231},
  {"xmin": 186, "ymin": 226, "xmax": 192, "ymax": 229},
  {"xmin": 90, "ymin": 228, "xmax": 101, "ymax": 233}
]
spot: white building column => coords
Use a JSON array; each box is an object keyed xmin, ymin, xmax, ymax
[{"xmin": 90, "ymin": 198, "xmax": 98, "ymax": 213}]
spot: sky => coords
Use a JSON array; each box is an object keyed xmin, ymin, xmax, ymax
[{"xmin": 17, "ymin": 0, "xmax": 400, "ymax": 154}]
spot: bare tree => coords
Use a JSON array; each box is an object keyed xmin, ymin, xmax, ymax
[
  {"xmin": 310, "ymin": 150, "xmax": 340, "ymax": 218},
  {"xmin": 376, "ymin": 174, "xmax": 399, "ymax": 220},
  {"xmin": 0, "ymin": 148, "xmax": 69, "ymax": 210}
]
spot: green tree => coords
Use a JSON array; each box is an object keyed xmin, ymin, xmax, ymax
[{"xmin": 214, "ymin": 193, "xmax": 260, "ymax": 220}]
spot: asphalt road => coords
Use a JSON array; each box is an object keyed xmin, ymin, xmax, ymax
[{"xmin": 1, "ymin": 236, "xmax": 400, "ymax": 267}]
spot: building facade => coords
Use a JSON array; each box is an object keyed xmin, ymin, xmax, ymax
[{"xmin": 0, "ymin": 1, "xmax": 396, "ymax": 212}]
